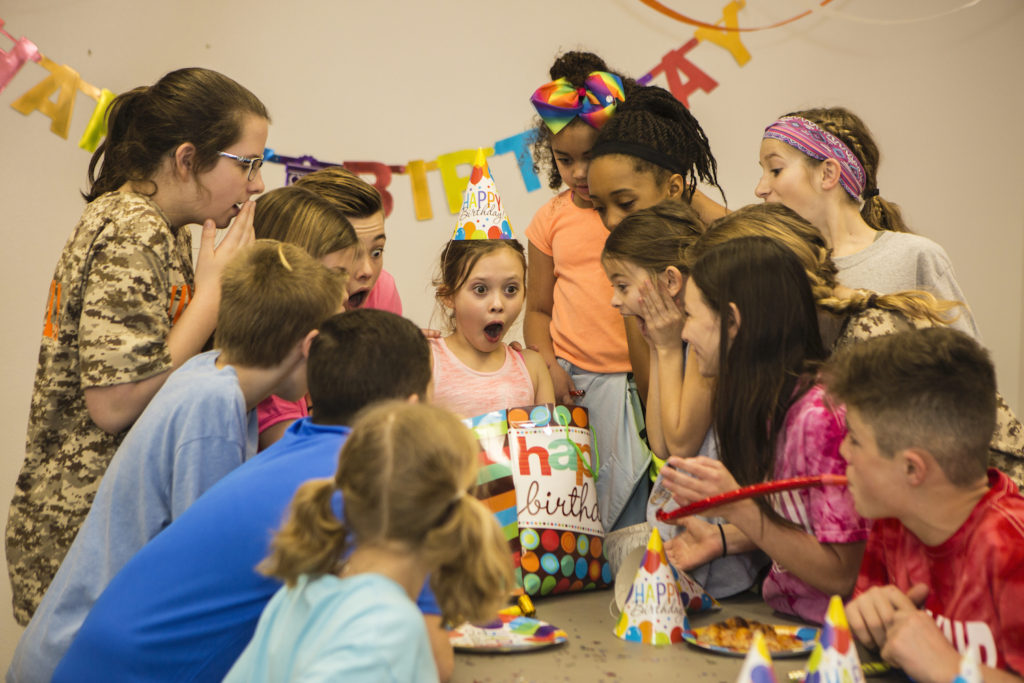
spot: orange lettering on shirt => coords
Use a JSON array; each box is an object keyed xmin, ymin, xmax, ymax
[
  {"xmin": 168, "ymin": 285, "xmax": 193, "ymax": 324},
  {"xmin": 43, "ymin": 280, "xmax": 61, "ymax": 339}
]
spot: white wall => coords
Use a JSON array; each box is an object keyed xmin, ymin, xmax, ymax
[{"xmin": 1, "ymin": 0, "xmax": 1021, "ymax": 665}]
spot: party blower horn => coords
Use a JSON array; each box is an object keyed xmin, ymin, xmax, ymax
[
  {"xmin": 656, "ymin": 474, "xmax": 848, "ymax": 523},
  {"xmin": 452, "ymin": 148, "xmax": 514, "ymax": 241},
  {"xmin": 737, "ymin": 631, "xmax": 778, "ymax": 683},
  {"xmin": 613, "ymin": 527, "xmax": 688, "ymax": 644},
  {"xmin": 804, "ymin": 596, "xmax": 866, "ymax": 683}
]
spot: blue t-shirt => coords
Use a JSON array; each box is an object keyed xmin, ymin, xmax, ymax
[
  {"xmin": 225, "ymin": 573, "xmax": 439, "ymax": 683},
  {"xmin": 49, "ymin": 418, "xmax": 439, "ymax": 682},
  {"xmin": 10, "ymin": 350, "xmax": 257, "ymax": 683}
]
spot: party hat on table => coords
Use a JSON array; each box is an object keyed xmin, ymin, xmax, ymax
[
  {"xmin": 613, "ymin": 527, "xmax": 688, "ymax": 644},
  {"xmin": 736, "ymin": 631, "xmax": 777, "ymax": 683},
  {"xmin": 952, "ymin": 647, "xmax": 982, "ymax": 683},
  {"xmin": 452, "ymin": 148, "xmax": 513, "ymax": 241},
  {"xmin": 804, "ymin": 595, "xmax": 866, "ymax": 683}
]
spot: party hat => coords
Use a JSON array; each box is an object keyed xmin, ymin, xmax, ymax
[
  {"xmin": 804, "ymin": 595, "xmax": 866, "ymax": 683},
  {"xmin": 453, "ymin": 148, "xmax": 514, "ymax": 241},
  {"xmin": 952, "ymin": 647, "xmax": 982, "ymax": 683},
  {"xmin": 736, "ymin": 632, "xmax": 777, "ymax": 683},
  {"xmin": 613, "ymin": 527, "xmax": 688, "ymax": 644}
]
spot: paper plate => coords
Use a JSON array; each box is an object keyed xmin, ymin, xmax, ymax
[
  {"xmin": 683, "ymin": 624, "xmax": 818, "ymax": 658},
  {"xmin": 450, "ymin": 614, "xmax": 568, "ymax": 653}
]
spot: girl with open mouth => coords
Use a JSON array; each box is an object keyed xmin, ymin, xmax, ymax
[{"xmin": 429, "ymin": 238, "xmax": 553, "ymax": 419}]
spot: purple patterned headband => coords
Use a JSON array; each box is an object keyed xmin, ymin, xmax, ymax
[{"xmin": 763, "ymin": 116, "xmax": 866, "ymax": 198}]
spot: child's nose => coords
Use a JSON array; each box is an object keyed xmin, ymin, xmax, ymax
[{"xmin": 754, "ymin": 175, "xmax": 770, "ymax": 199}]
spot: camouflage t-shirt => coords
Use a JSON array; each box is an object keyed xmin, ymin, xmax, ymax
[{"xmin": 6, "ymin": 191, "xmax": 194, "ymax": 625}]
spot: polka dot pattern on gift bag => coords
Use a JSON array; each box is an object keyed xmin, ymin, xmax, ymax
[{"xmin": 518, "ymin": 527, "xmax": 611, "ymax": 598}]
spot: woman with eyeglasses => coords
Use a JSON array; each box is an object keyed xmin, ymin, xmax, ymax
[{"xmin": 6, "ymin": 67, "xmax": 269, "ymax": 625}]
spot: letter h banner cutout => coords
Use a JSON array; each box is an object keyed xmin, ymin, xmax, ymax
[{"xmin": 465, "ymin": 404, "xmax": 612, "ymax": 600}]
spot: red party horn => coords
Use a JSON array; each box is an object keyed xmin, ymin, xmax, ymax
[{"xmin": 655, "ymin": 473, "xmax": 848, "ymax": 522}]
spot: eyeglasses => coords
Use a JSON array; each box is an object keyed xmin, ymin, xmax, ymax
[{"xmin": 218, "ymin": 151, "xmax": 264, "ymax": 181}]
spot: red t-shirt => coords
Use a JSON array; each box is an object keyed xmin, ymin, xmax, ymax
[{"xmin": 854, "ymin": 469, "xmax": 1024, "ymax": 674}]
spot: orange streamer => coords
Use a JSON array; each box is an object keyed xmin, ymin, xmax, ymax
[{"xmin": 636, "ymin": 0, "xmax": 835, "ymax": 32}]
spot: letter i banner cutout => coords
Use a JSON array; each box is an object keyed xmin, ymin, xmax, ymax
[{"xmin": 464, "ymin": 404, "xmax": 612, "ymax": 599}]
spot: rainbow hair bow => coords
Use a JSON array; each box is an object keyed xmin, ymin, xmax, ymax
[{"xmin": 530, "ymin": 71, "xmax": 625, "ymax": 135}]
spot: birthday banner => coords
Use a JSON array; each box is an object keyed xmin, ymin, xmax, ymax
[{"xmin": 2, "ymin": 2, "xmax": 972, "ymax": 220}]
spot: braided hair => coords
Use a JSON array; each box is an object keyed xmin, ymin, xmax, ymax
[
  {"xmin": 591, "ymin": 85, "xmax": 724, "ymax": 203},
  {"xmin": 787, "ymin": 107, "xmax": 911, "ymax": 233}
]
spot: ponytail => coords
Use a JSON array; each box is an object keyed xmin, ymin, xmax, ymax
[
  {"xmin": 258, "ymin": 478, "xmax": 348, "ymax": 587},
  {"xmin": 818, "ymin": 288, "xmax": 961, "ymax": 328},
  {"xmin": 422, "ymin": 494, "xmax": 515, "ymax": 626}
]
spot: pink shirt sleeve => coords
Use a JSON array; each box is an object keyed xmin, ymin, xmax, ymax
[
  {"xmin": 363, "ymin": 269, "xmax": 402, "ymax": 316},
  {"xmin": 257, "ymin": 394, "xmax": 308, "ymax": 434}
]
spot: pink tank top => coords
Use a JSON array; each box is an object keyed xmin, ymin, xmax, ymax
[{"xmin": 430, "ymin": 337, "xmax": 535, "ymax": 418}]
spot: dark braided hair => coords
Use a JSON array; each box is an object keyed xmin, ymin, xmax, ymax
[
  {"xmin": 591, "ymin": 85, "xmax": 724, "ymax": 204},
  {"xmin": 787, "ymin": 107, "xmax": 911, "ymax": 234},
  {"xmin": 529, "ymin": 51, "xmax": 636, "ymax": 191}
]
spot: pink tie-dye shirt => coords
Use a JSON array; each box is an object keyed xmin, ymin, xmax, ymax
[{"xmin": 761, "ymin": 383, "xmax": 869, "ymax": 623}]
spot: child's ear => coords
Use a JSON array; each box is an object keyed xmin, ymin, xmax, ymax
[
  {"xmin": 173, "ymin": 142, "xmax": 197, "ymax": 178},
  {"xmin": 819, "ymin": 158, "xmax": 842, "ymax": 192},
  {"xmin": 661, "ymin": 266, "xmax": 685, "ymax": 298},
  {"xmin": 901, "ymin": 448, "xmax": 929, "ymax": 486},
  {"xmin": 666, "ymin": 173, "xmax": 686, "ymax": 200},
  {"xmin": 726, "ymin": 301, "xmax": 741, "ymax": 341},
  {"xmin": 300, "ymin": 329, "xmax": 319, "ymax": 359}
]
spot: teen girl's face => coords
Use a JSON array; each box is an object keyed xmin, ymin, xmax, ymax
[
  {"xmin": 451, "ymin": 247, "xmax": 525, "ymax": 354},
  {"xmin": 755, "ymin": 139, "xmax": 824, "ymax": 228},
  {"xmin": 604, "ymin": 258, "xmax": 653, "ymax": 332},
  {"xmin": 344, "ymin": 211, "xmax": 387, "ymax": 308},
  {"xmin": 551, "ymin": 122, "xmax": 599, "ymax": 208},
  {"xmin": 681, "ymin": 278, "xmax": 722, "ymax": 377},
  {"xmin": 193, "ymin": 113, "xmax": 268, "ymax": 228},
  {"xmin": 320, "ymin": 246, "xmax": 362, "ymax": 310},
  {"xmin": 588, "ymin": 154, "xmax": 673, "ymax": 230}
]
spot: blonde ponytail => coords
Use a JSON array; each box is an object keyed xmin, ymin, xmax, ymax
[
  {"xmin": 258, "ymin": 478, "xmax": 349, "ymax": 586},
  {"xmin": 422, "ymin": 495, "xmax": 514, "ymax": 626}
]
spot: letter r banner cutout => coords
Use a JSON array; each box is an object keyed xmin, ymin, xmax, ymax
[{"xmin": 466, "ymin": 404, "xmax": 612, "ymax": 600}]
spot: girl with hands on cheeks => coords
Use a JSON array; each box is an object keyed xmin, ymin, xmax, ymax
[
  {"xmin": 658, "ymin": 236, "xmax": 869, "ymax": 624},
  {"xmin": 602, "ymin": 203, "xmax": 768, "ymax": 599}
]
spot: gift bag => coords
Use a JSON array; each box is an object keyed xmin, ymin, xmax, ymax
[{"xmin": 466, "ymin": 404, "xmax": 612, "ymax": 598}]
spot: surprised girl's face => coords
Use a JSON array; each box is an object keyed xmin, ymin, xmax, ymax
[
  {"xmin": 450, "ymin": 247, "xmax": 525, "ymax": 354},
  {"xmin": 588, "ymin": 154, "xmax": 676, "ymax": 230}
]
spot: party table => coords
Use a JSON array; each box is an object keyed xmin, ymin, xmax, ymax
[{"xmin": 452, "ymin": 589, "xmax": 905, "ymax": 682}]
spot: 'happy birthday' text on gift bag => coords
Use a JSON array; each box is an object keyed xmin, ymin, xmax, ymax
[{"xmin": 466, "ymin": 404, "xmax": 613, "ymax": 598}]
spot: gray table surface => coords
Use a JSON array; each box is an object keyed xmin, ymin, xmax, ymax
[{"xmin": 452, "ymin": 589, "xmax": 905, "ymax": 682}]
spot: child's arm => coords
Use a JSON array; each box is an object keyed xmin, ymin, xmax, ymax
[
  {"xmin": 524, "ymin": 244, "xmax": 577, "ymax": 404},
  {"xmin": 84, "ymin": 206, "xmax": 256, "ymax": 433},
  {"xmin": 523, "ymin": 349, "xmax": 555, "ymax": 405},
  {"xmin": 623, "ymin": 317, "xmax": 650, "ymax": 403},
  {"xmin": 661, "ymin": 456, "xmax": 865, "ymax": 597},
  {"xmin": 424, "ymin": 615, "xmax": 454, "ymax": 682}
]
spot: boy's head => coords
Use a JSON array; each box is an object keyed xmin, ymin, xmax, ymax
[
  {"xmin": 825, "ymin": 327, "xmax": 996, "ymax": 514},
  {"xmin": 294, "ymin": 167, "xmax": 387, "ymax": 308},
  {"xmin": 214, "ymin": 240, "xmax": 347, "ymax": 368},
  {"xmin": 306, "ymin": 309, "xmax": 431, "ymax": 425}
]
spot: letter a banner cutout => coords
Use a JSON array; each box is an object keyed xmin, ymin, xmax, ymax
[{"xmin": 465, "ymin": 404, "xmax": 612, "ymax": 599}]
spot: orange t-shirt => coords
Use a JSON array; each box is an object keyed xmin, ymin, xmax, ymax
[{"xmin": 525, "ymin": 191, "xmax": 630, "ymax": 373}]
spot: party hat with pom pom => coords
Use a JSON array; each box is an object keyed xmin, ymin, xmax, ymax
[
  {"xmin": 613, "ymin": 527, "xmax": 688, "ymax": 644},
  {"xmin": 805, "ymin": 595, "xmax": 866, "ymax": 683},
  {"xmin": 736, "ymin": 631, "xmax": 778, "ymax": 683},
  {"xmin": 452, "ymin": 148, "xmax": 513, "ymax": 240}
]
